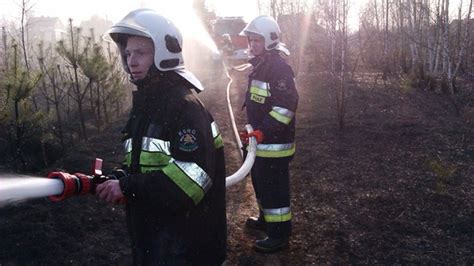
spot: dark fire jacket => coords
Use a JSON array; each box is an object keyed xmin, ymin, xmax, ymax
[{"xmin": 245, "ymin": 52, "xmax": 299, "ymax": 158}]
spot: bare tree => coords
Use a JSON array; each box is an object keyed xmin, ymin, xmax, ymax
[
  {"xmin": 441, "ymin": 0, "xmax": 452, "ymax": 93},
  {"xmin": 2, "ymin": 26, "xmax": 8, "ymax": 70},
  {"xmin": 80, "ymin": 30, "xmax": 112, "ymax": 134},
  {"xmin": 17, "ymin": 0, "xmax": 39, "ymax": 111},
  {"xmin": 37, "ymin": 44, "xmax": 68, "ymax": 148},
  {"xmin": 451, "ymin": 0, "xmax": 473, "ymax": 92},
  {"xmin": 317, "ymin": 0, "xmax": 350, "ymax": 129},
  {"xmin": 56, "ymin": 19, "xmax": 88, "ymax": 139},
  {"xmin": 382, "ymin": 0, "xmax": 390, "ymax": 79}
]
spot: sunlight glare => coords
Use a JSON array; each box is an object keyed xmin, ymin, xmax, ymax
[{"xmin": 142, "ymin": 0, "xmax": 219, "ymax": 55}]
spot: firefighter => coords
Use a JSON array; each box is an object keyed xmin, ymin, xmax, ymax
[
  {"xmin": 239, "ymin": 15, "xmax": 298, "ymax": 253},
  {"xmin": 94, "ymin": 9, "xmax": 226, "ymax": 265},
  {"xmin": 221, "ymin": 33, "xmax": 234, "ymax": 56}
]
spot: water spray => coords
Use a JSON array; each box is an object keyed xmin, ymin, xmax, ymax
[{"xmin": 0, "ymin": 176, "xmax": 63, "ymax": 206}]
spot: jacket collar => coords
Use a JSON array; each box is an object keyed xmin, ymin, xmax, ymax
[
  {"xmin": 249, "ymin": 50, "xmax": 281, "ymax": 68},
  {"xmin": 131, "ymin": 67, "xmax": 186, "ymax": 114}
]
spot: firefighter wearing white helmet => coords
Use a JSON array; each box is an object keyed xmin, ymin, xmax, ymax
[
  {"xmin": 96, "ymin": 9, "xmax": 227, "ymax": 265},
  {"xmin": 240, "ymin": 15, "xmax": 290, "ymax": 55},
  {"xmin": 107, "ymin": 8, "xmax": 204, "ymax": 91},
  {"xmin": 239, "ymin": 15, "xmax": 298, "ymax": 253}
]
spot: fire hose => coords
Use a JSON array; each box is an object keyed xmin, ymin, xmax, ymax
[
  {"xmin": 47, "ymin": 158, "xmax": 126, "ymax": 203},
  {"xmin": 47, "ymin": 57, "xmax": 256, "ymax": 201},
  {"xmin": 221, "ymin": 58, "xmax": 257, "ymax": 187}
]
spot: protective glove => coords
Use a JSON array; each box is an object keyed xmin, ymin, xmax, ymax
[
  {"xmin": 107, "ymin": 169, "xmax": 128, "ymax": 180},
  {"xmin": 239, "ymin": 129, "xmax": 264, "ymax": 145}
]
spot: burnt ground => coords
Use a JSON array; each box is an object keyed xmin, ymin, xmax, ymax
[{"xmin": 1, "ymin": 65, "xmax": 474, "ymax": 265}]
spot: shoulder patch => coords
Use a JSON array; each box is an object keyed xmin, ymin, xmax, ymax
[
  {"xmin": 178, "ymin": 129, "xmax": 199, "ymax": 152},
  {"xmin": 275, "ymin": 79, "xmax": 288, "ymax": 91}
]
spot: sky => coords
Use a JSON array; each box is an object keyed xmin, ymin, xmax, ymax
[
  {"xmin": 0, "ymin": 0, "xmax": 467, "ymax": 29},
  {"xmin": 0, "ymin": 0, "xmax": 259, "ymax": 25}
]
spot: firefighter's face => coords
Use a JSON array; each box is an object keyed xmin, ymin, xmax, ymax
[
  {"xmin": 125, "ymin": 36, "xmax": 155, "ymax": 80},
  {"xmin": 247, "ymin": 33, "xmax": 265, "ymax": 56}
]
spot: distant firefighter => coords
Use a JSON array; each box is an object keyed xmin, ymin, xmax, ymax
[
  {"xmin": 221, "ymin": 33, "xmax": 234, "ymax": 56},
  {"xmin": 240, "ymin": 15, "xmax": 298, "ymax": 253}
]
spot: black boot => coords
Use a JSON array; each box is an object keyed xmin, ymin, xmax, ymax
[
  {"xmin": 254, "ymin": 236, "xmax": 289, "ymax": 253},
  {"xmin": 245, "ymin": 216, "xmax": 266, "ymax": 231}
]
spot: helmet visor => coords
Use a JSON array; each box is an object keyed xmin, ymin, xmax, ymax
[{"xmin": 106, "ymin": 26, "xmax": 150, "ymax": 43}]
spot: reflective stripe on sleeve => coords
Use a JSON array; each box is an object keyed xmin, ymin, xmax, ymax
[
  {"xmin": 174, "ymin": 160, "xmax": 212, "ymax": 192},
  {"xmin": 250, "ymin": 80, "xmax": 271, "ymax": 97},
  {"xmin": 123, "ymin": 138, "xmax": 132, "ymax": 153},
  {"xmin": 214, "ymin": 135, "xmax": 224, "ymax": 149},
  {"xmin": 141, "ymin": 137, "xmax": 171, "ymax": 154},
  {"xmin": 211, "ymin": 121, "xmax": 224, "ymax": 149},
  {"xmin": 123, "ymin": 138, "xmax": 132, "ymax": 167},
  {"xmin": 263, "ymin": 207, "xmax": 292, "ymax": 223},
  {"xmin": 162, "ymin": 159, "xmax": 212, "ymax": 205},
  {"xmin": 255, "ymin": 143, "xmax": 295, "ymax": 158},
  {"xmin": 139, "ymin": 151, "xmax": 172, "ymax": 167},
  {"xmin": 139, "ymin": 137, "xmax": 172, "ymax": 169},
  {"xmin": 211, "ymin": 121, "xmax": 220, "ymax": 138},
  {"xmin": 269, "ymin": 106, "xmax": 295, "ymax": 125},
  {"xmin": 124, "ymin": 152, "xmax": 131, "ymax": 168}
]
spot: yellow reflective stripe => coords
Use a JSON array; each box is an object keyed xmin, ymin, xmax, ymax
[
  {"xmin": 174, "ymin": 160, "xmax": 212, "ymax": 193},
  {"xmin": 141, "ymin": 166, "xmax": 165, "ymax": 173},
  {"xmin": 251, "ymin": 80, "xmax": 270, "ymax": 90},
  {"xmin": 141, "ymin": 137, "xmax": 171, "ymax": 154},
  {"xmin": 250, "ymin": 86, "xmax": 270, "ymax": 97},
  {"xmin": 123, "ymin": 152, "xmax": 131, "ymax": 167},
  {"xmin": 269, "ymin": 106, "xmax": 294, "ymax": 125},
  {"xmin": 263, "ymin": 207, "xmax": 292, "ymax": 222},
  {"xmin": 255, "ymin": 143, "xmax": 295, "ymax": 158},
  {"xmin": 139, "ymin": 151, "xmax": 172, "ymax": 167},
  {"xmin": 123, "ymin": 138, "xmax": 132, "ymax": 153},
  {"xmin": 139, "ymin": 137, "xmax": 172, "ymax": 168},
  {"xmin": 270, "ymin": 110, "xmax": 291, "ymax": 124},
  {"xmin": 269, "ymin": 111, "xmax": 291, "ymax": 124},
  {"xmin": 250, "ymin": 80, "xmax": 270, "ymax": 97},
  {"xmin": 214, "ymin": 135, "xmax": 224, "ymax": 149},
  {"xmin": 162, "ymin": 160, "xmax": 210, "ymax": 205}
]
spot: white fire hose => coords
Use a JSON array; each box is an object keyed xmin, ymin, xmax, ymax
[
  {"xmin": 221, "ymin": 57, "xmax": 257, "ymax": 187},
  {"xmin": 225, "ymin": 124, "xmax": 257, "ymax": 187}
]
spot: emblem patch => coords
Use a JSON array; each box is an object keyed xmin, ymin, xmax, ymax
[
  {"xmin": 275, "ymin": 79, "xmax": 288, "ymax": 91},
  {"xmin": 178, "ymin": 129, "xmax": 199, "ymax": 152}
]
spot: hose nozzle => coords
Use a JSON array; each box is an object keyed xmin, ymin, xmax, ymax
[{"xmin": 47, "ymin": 172, "xmax": 92, "ymax": 202}]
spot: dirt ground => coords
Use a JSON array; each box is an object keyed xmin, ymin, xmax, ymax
[{"xmin": 0, "ymin": 65, "xmax": 473, "ymax": 265}]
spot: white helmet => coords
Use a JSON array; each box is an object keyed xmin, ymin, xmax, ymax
[
  {"xmin": 240, "ymin": 15, "xmax": 290, "ymax": 56},
  {"xmin": 106, "ymin": 8, "xmax": 204, "ymax": 91}
]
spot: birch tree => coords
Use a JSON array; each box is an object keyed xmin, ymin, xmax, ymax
[{"xmin": 450, "ymin": 0, "xmax": 473, "ymax": 93}]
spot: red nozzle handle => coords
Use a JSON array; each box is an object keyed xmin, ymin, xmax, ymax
[
  {"xmin": 47, "ymin": 171, "xmax": 92, "ymax": 202},
  {"xmin": 93, "ymin": 158, "xmax": 103, "ymax": 176}
]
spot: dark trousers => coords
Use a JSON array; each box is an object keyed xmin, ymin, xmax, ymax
[{"xmin": 251, "ymin": 156, "xmax": 292, "ymax": 238}]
